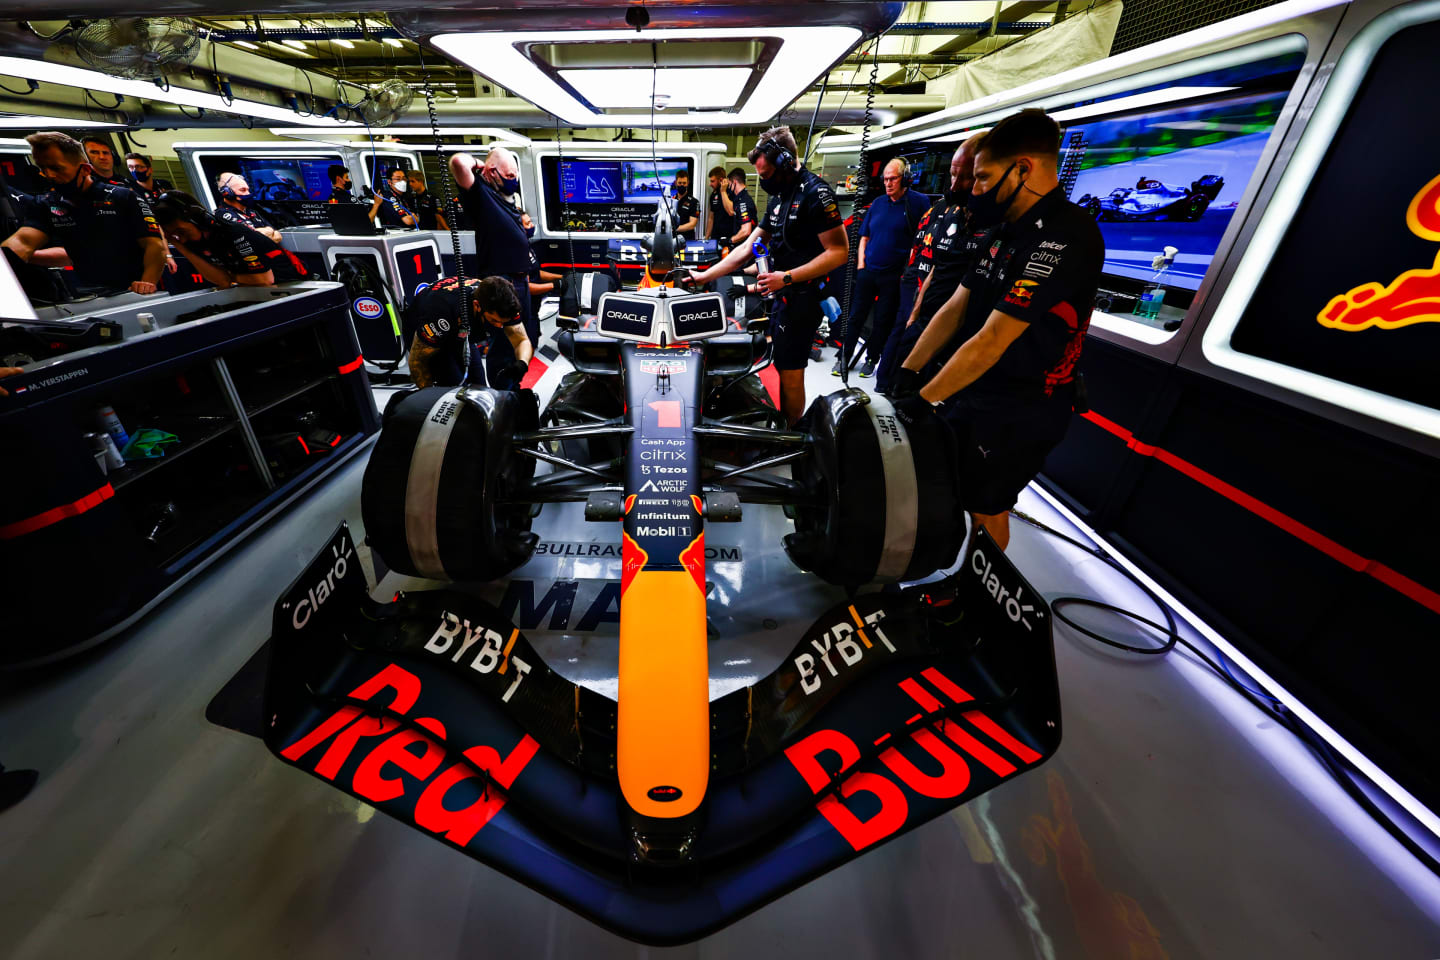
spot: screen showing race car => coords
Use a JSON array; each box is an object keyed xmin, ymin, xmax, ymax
[
  {"xmin": 540, "ymin": 155, "xmax": 694, "ymax": 233},
  {"xmin": 1060, "ymin": 90, "xmax": 1290, "ymax": 290}
]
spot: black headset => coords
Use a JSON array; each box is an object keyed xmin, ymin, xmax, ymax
[
  {"xmin": 217, "ymin": 173, "xmax": 237, "ymax": 198},
  {"xmin": 756, "ymin": 136, "xmax": 795, "ymax": 173}
]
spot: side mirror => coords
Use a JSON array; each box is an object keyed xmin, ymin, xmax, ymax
[{"xmin": 557, "ymin": 315, "xmax": 580, "ymax": 332}]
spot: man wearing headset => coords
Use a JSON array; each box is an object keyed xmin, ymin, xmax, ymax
[
  {"xmin": 152, "ymin": 191, "xmax": 308, "ymax": 287},
  {"xmin": 834, "ymin": 156, "xmax": 932, "ymax": 379},
  {"xmin": 690, "ymin": 127, "xmax": 848, "ymax": 425},
  {"xmin": 213, "ymin": 172, "xmax": 283, "ymax": 243}
]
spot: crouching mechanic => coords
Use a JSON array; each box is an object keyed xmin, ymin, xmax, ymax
[
  {"xmin": 151, "ymin": 192, "xmax": 308, "ymax": 287},
  {"xmin": 406, "ymin": 275, "xmax": 533, "ymax": 390},
  {"xmin": 892, "ymin": 109, "xmax": 1103, "ymax": 551},
  {"xmin": 689, "ymin": 126, "xmax": 848, "ymax": 424}
]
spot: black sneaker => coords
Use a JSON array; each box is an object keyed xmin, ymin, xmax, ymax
[
  {"xmin": 831, "ymin": 356, "xmax": 846, "ymax": 377},
  {"xmin": 858, "ymin": 359, "xmax": 876, "ymax": 378}
]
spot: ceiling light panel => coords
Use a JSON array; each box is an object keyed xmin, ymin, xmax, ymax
[
  {"xmin": 558, "ymin": 67, "xmax": 752, "ymax": 109},
  {"xmin": 0, "ymin": 114, "xmax": 127, "ymax": 129},
  {"xmin": 431, "ymin": 26, "xmax": 861, "ymax": 127}
]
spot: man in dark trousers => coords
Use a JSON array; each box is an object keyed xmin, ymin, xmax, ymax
[
  {"xmin": 893, "ymin": 109, "xmax": 1104, "ymax": 551},
  {"xmin": 448, "ymin": 145, "xmax": 536, "ymax": 377},
  {"xmin": 834, "ymin": 156, "xmax": 932, "ymax": 378},
  {"xmin": 2, "ymin": 131, "xmax": 165, "ymax": 295},
  {"xmin": 690, "ymin": 126, "xmax": 848, "ymax": 425}
]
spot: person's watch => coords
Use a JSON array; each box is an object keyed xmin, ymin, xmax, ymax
[{"xmin": 782, "ymin": 272, "xmax": 793, "ymax": 287}]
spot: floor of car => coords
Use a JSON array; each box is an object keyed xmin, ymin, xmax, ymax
[{"xmin": 3, "ymin": 332, "xmax": 1439, "ymax": 960}]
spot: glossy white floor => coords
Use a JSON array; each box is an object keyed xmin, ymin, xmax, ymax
[{"xmin": 3, "ymin": 357, "xmax": 1439, "ymax": 959}]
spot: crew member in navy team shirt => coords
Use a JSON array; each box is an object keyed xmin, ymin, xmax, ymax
[
  {"xmin": 449, "ymin": 145, "xmax": 537, "ymax": 386},
  {"xmin": 2, "ymin": 131, "xmax": 165, "ymax": 295},
  {"xmin": 213, "ymin": 172, "xmax": 284, "ymax": 243},
  {"xmin": 893, "ymin": 109, "xmax": 1104, "ymax": 552},
  {"xmin": 834, "ymin": 157, "xmax": 932, "ymax": 379},
  {"xmin": 369, "ymin": 166, "xmax": 417, "ymax": 229}
]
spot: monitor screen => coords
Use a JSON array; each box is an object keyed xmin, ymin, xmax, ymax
[
  {"xmin": 541, "ymin": 155, "xmax": 694, "ymax": 233},
  {"xmin": 196, "ymin": 153, "xmax": 345, "ymax": 224},
  {"xmin": 1059, "ymin": 90, "xmax": 1291, "ymax": 291}
]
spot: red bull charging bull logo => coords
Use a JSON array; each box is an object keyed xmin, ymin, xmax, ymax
[{"xmin": 1318, "ymin": 173, "xmax": 1440, "ymax": 331}]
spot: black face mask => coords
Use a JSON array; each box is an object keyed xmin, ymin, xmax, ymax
[
  {"xmin": 53, "ymin": 166, "xmax": 88, "ymax": 201},
  {"xmin": 675, "ymin": 185, "xmax": 688, "ymax": 196},
  {"xmin": 130, "ymin": 168, "xmax": 150, "ymax": 182},
  {"xmin": 967, "ymin": 162, "xmax": 1022, "ymax": 227},
  {"xmin": 757, "ymin": 165, "xmax": 793, "ymax": 196}
]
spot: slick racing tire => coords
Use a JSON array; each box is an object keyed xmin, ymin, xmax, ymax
[
  {"xmin": 362, "ymin": 386, "xmax": 538, "ymax": 581},
  {"xmin": 786, "ymin": 391, "xmax": 964, "ymax": 587}
]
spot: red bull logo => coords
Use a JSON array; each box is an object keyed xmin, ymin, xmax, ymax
[
  {"xmin": 1004, "ymin": 278, "xmax": 1039, "ymax": 307},
  {"xmin": 1318, "ymin": 173, "xmax": 1440, "ymax": 331}
]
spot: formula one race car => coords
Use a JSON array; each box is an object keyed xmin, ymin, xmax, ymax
[
  {"xmin": 1077, "ymin": 173, "xmax": 1224, "ymax": 222},
  {"xmin": 262, "ymin": 202, "xmax": 1061, "ymax": 944}
]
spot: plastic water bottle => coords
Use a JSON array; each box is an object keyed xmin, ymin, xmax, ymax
[
  {"xmin": 1134, "ymin": 246, "xmax": 1178, "ymax": 320},
  {"xmin": 753, "ymin": 240, "xmax": 776, "ymax": 300}
]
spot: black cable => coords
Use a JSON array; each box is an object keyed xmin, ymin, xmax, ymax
[
  {"xmin": 1008, "ymin": 506, "xmax": 1440, "ymax": 876},
  {"xmin": 416, "ymin": 41, "xmax": 472, "ymax": 385},
  {"xmin": 838, "ymin": 35, "xmax": 882, "ymax": 387},
  {"xmin": 0, "ymin": 80, "xmax": 36, "ymax": 96},
  {"xmin": 85, "ymin": 89, "xmax": 124, "ymax": 110},
  {"xmin": 553, "ymin": 113, "xmax": 577, "ymax": 282}
]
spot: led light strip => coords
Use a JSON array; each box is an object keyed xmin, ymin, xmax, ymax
[
  {"xmin": 1024, "ymin": 481, "xmax": 1440, "ymax": 843},
  {"xmin": 1201, "ymin": 1, "xmax": 1440, "ymax": 442},
  {"xmin": 0, "ymin": 56, "xmax": 361, "ymax": 128},
  {"xmin": 429, "ymin": 26, "xmax": 861, "ymax": 128},
  {"xmin": 0, "ymin": 114, "xmax": 127, "ymax": 129}
]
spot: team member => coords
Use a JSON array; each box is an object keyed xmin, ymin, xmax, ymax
[
  {"xmin": 2, "ymin": 132, "xmax": 164, "ymax": 295},
  {"xmin": 406, "ymin": 169, "xmax": 449, "ymax": 231},
  {"xmin": 448, "ymin": 145, "xmax": 535, "ymax": 377},
  {"xmin": 406, "ymin": 275, "xmax": 532, "ymax": 389},
  {"xmin": 213, "ymin": 172, "xmax": 283, "ymax": 242},
  {"xmin": 152, "ymin": 192, "xmax": 309, "ymax": 288},
  {"xmin": 519, "ymin": 212, "xmax": 563, "ymax": 297},
  {"xmin": 369, "ymin": 167, "xmax": 416, "ymax": 229},
  {"xmin": 894, "ymin": 110, "xmax": 1103, "ymax": 550},
  {"xmin": 876, "ymin": 135, "xmax": 986, "ymax": 394},
  {"xmin": 691, "ymin": 126, "xmax": 848, "ymax": 425},
  {"xmin": 705, "ymin": 166, "xmax": 729, "ymax": 243},
  {"xmin": 724, "ymin": 168, "xmax": 757, "ymax": 247},
  {"xmin": 671, "ymin": 171, "xmax": 700, "ymax": 240},
  {"xmin": 834, "ymin": 157, "xmax": 932, "ymax": 379},
  {"xmin": 328, "ymin": 165, "xmax": 355, "ymax": 203},
  {"xmin": 123, "ymin": 153, "xmax": 173, "ymax": 203},
  {"xmin": 81, "ymin": 137, "xmax": 127, "ymax": 186}
]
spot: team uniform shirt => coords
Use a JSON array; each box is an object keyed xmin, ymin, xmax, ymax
[
  {"xmin": 458, "ymin": 180, "xmax": 530, "ymax": 278},
  {"xmin": 729, "ymin": 187, "xmax": 757, "ymax": 241},
  {"xmin": 760, "ymin": 167, "xmax": 843, "ymax": 277},
  {"xmin": 187, "ymin": 219, "xmax": 308, "ymax": 282},
  {"xmin": 126, "ymin": 176, "xmax": 173, "ymax": 205},
  {"xmin": 859, "ymin": 189, "xmax": 932, "ymax": 271},
  {"xmin": 411, "ymin": 191, "xmax": 444, "ymax": 231},
  {"xmin": 674, "ymin": 193, "xmax": 701, "ymax": 240},
  {"xmin": 708, "ymin": 190, "xmax": 730, "ymax": 241},
  {"xmin": 329, "ymin": 186, "xmax": 355, "ymax": 204},
  {"xmin": 375, "ymin": 189, "xmax": 415, "ymax": 229},
  {"xmin": 915, "ymin": 201, "xmax": 988, "ymax": 322},
  {"xmin": 958, "ymin": 188, "xmax": 1103, "ymax": 402},
  {"xmin": 526, "ymin": 247, "xmax": 544, "ymax": 284},
  {"xmin": 408, "ymin": 275, "xmax": 522, "ymax": 384},
  {"xmin": 215, "ymin": 202, "xmax": 275, "ymax": 233},
  {"xmin": 22, "ymin": 179, "xmax": 161, "ymax": 291}
]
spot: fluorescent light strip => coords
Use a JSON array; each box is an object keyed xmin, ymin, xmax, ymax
[
  {"xmin": 1049, "ymin": 85, "xmax": 1237, "ymax": 122},
  {"xmin": 0, "ymin": 114, "xmax": 127, "ymax": 129},
  {"xmin": 268, "ymin": 126, "xmax": 532, "ymax": 145},
  {"xmin": 234, "ymin": 40, "xmax": 259, "ymax": 51},
  {"xmin": 283, "ymin": 39, "xmax": 306, "ymax": 50},
  {"xmin": 1024, "ymin": 480, "xmax": 1440, "ymax": 842},
  {"xmin": 1202, "ymin": 0, "xmax": 1440, "ymax": 442},
  {"xmin": 430, "ymin": 26, "xmax": 860, "ymax": 127},
  {"xmin": 558, "ymin": 66, "xmax": 752, "ymax": 109},
  {"xmin": 333, "ymin": 38, "xmax": 355, "ymax": 50},
  {"xmin": 0, "ymin": 56, "xmax": 360, "ymax": 128},
  {"xmin": 384, "ymin": 38, "xmax": 404, "ymax": 48}
]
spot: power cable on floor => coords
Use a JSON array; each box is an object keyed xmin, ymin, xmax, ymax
[{"xmin": 1008, "ymin": 507, "xmax": 1440, "ymax": 876}]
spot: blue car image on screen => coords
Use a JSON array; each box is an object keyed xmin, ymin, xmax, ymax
[{"xmin": 1077, "ymin": 174, "xmax": 1225, "ymax": 222}]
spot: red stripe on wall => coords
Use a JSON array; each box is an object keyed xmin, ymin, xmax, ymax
[
  {"xmin": 0, "ymin": 484, "xmax": 115, "ymax": 540},
  {"xmin": 1080, "ymin": 410, "xmax": 1440, "ymax": 616}
]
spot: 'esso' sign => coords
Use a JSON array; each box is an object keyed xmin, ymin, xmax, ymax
[{"xmin": 352, "ymin": 296, "xmax": 384, "ymax": 320}]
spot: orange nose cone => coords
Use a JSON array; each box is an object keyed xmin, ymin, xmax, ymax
[{"xmin": 617, "ymin": 569, "xmax": 710, "ymax": 818}]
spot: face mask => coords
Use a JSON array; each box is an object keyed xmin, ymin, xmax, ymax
[
  {"xmin": 967, "ymin": 162, "xmax": 1021, "ymax": 227},
  {"xmin": 237, "ymin": 193, "xmax": 255, "ymax": 207},
  {"xmin": 757, "ymin": 166, "xmax": 791, "ymax": 195},
  {"xmin": 524, "ymin": 224, "xmax": 536, "ymax": 239},
  {"xmin": 391, "ymin": 180, "xmax": 408, "ymax": 193},
  {"xmin": 499, "ymin": 176, "xmax": 521, "ymax": 196},
  {"xmin": 131, "ymin": 169, "xmax": 150, "ymax": 182},
  {"xmin": 53, "ymin": 165, "xmax": 88, "ymax": 200},
  {"xmin": 675, "ymin": 185, "xmax": 688, "ymax": 196}
]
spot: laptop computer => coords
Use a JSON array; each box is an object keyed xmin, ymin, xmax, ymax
[{"xmin": 326, "ymin": 203, "xmax": 383, "ymax": 236}]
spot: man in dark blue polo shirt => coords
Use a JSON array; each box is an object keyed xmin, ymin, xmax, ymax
[
  {"xmin": 835, "ymin": 157, "xmax": 931, "ymax": 378},
  {"xmin": 449, "ymin": 146, "xmax": 535, "ymax": 387}
]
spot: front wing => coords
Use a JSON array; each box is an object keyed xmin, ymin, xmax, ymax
[{"xmin": 263, "ymin": 524, "xmax": 1061, "ymax": 944}]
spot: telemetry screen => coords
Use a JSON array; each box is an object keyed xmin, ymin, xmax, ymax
[{"xmin": 541, "ymin": 156, "xmax": 694, "ymax": 233}]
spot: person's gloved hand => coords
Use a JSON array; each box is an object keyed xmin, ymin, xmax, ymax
[
  {"xmin": 892, "ymin": 392, "xmax": 941, "ymax": 431},
  {"xmin": 502, "ymin": 358, "xmax": 530, "ymax": 387},
  {"xmin": 890, "ymin": 366, "xmax": 923, "ymax": 400}
]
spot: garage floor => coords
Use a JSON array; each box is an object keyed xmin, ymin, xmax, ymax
[{"xmin": 3, "ymin": 352, "xmax": 1439, "ymax": 959}]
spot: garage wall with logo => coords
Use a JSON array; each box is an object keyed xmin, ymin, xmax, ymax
[{"xmin": 1040, "ymin": 1, "xmax": 1440, "ymax": 811}]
